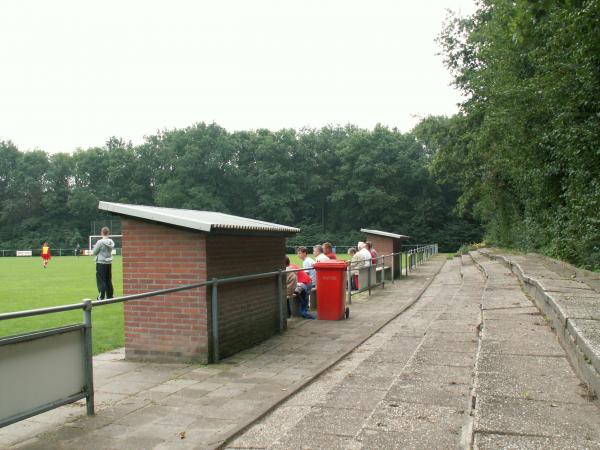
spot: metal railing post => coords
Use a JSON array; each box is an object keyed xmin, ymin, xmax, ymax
[
  {"xmin": 391, "ymin": 253, "xmax": 395, "ymax": 283},
  {"xmin": 401, "ymin": 252, "xmax": 404, "ymax": 277},
  {"xmin": 277, "ymin": 270, "xmax": 284, "ymax": 332},
  {"xmin": 211, "ymin": 280, "xmax": 220, "ymax": 363},
  {"xmin": 346, "ymin": 263, "xmax": 352, "ymax": 305},
  {"xmin": 381, "ymin": 257, "xmax": 385, "ymax": 289},
  {"xmin": 368, "ymin": 263, "xmax": 372, "ymax": 296},
  {"xmin": 82, "ymin": 299, "xmax": 95, "ymax": 417}
]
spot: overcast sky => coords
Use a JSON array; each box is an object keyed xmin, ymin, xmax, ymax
[{"xmin": 0, "ymin": 0, "xmax": 476, "ymax": 153}]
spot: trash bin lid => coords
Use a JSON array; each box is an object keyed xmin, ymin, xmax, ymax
[{"xmin": 314, "ymin": 260, "xmax": 348, "ymax": 269}]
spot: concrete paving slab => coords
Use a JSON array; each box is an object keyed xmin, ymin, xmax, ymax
[
  {"xmin": 293, "ymin": 405, "xmax": 373, "ymax": 437},
  {"xmin": 386, "ymin": 379, "xmax": 471, "ymax": 409},
  {"xmin": 412, "ymin": 349, "xmax": 476, "ymax": 367},
  {"xmin": 561, "ymin": 305, "xmax": 600, "ymax": 320},
  {"xmin": 474, "ymin": 432, "xmax": 600, "ymax": 450},
  {"xmin": 536, "ymin": 278, "xmax": 594, "ymax": 292},
  {"xmin": 477, "ymin": 356, "xmax": 590, "ymax": 404},
  {"xmin": 271, "ymin": 431, "xmax": 361, "ymax": 450},
  {"xmin": 225, "ymin": 405, "xmax": 311, "ymax": 449},
  {"xmin": 482, "ymin": 316, "xmax": 549, "ymax": 339},
  {"xmin": 399, "ymin": 363, "xmax": 474, "ymax": 385},
  {"xmin": 364, "ymin": 400, "xmax": 465, "ymax": 434},
  {"xmin": 482, "ymin": 305, "xmax": 540, "ymax": 319},
  {"xmin": 474, "ymin": 394, "xmax": 600, "ymax": 440},
  {"xmin": 318, "ymin": 385, "xmax": 388, "ymax": 411},
  {"xmin": 339, "ymin": 372, "xmax": 396, "ymax": 390},
  {"xmin": 357, "ymin": 426, "xmax": 460, "ymax": 450},
  {"xmin": 419, "ymin": 336, "xmax": 478, "ymax": 354},
  {"xmin": 480, "ymin": 335, "xmax": 565, "ymax": 357}
]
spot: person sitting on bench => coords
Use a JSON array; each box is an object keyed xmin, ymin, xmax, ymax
[
  {"xmin": 296, "ymin": 246, "xmax": 315, "ymax": 291},
  {"xmin": 366, "ymin": 241, "xmax": 378, "ymax": 265},
  {"xmin": 286, "ymin": 257, "xmax": 315, "ymax": 319},
  {"xmin": 323, "ymin": 242, "xmax": 337, "ymax": 259}
]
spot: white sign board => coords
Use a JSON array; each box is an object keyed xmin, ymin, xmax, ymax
[
  {"xmin": 16, "ymin": 251, "xmax": 32, "ymax": 257},
  {"xmin": 0, "ymin": 328, "xmax": 86, "ymax": 426},
  {"xmin": 83, "ymin": 250, "xmax": 116, "ymax": 255}
]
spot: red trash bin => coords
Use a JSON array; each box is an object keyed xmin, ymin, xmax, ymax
[{"xmin": 314, "ymin": 260, "xmax": 350, "ymax": 320}]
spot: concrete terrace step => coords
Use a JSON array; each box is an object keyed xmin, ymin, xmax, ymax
[
  {"xmin": 0, "ymin": 257, "xmax": 446, "ymax": 450},
  {"xmin": 468, "ymin": 252, "xmax": 600, "ymax": 448},
  {"xmin": 475, "ymin": 248, "xmax": 600, "ymax": 398}
]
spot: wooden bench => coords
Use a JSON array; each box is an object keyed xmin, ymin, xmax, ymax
[
  {"xmin": 310, "ymin": 288, "xmax": 317, "ymax": 309},
  {"xmin": 375, "ymin": 265, "xmax": 393, "ymax": 282},
  {"xmin": 286, "ymin": 293, "xmax": 303, "ymax": 317},
  {"xmin": 356, "ymin": 266, "xmax": 391, "ymax": 290}
]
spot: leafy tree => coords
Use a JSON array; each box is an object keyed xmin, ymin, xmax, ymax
[{"xmin": 436, "ymin": 0, "xmax": 600, "ymax": 267}]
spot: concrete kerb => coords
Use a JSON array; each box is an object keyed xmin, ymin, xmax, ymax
[
  {"xmin": 475, "ymin": 250, "xmax": 600, "ymax": 398},
  {"xmin": 468, "ymin": 252, "xmax": 488, "ymax": 280},
  {"xmin": 213, "ymin": 258, "xmax": 447, "ymax": 449}
]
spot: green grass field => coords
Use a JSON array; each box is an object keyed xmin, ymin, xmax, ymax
[
  {"xmin": 0, "ymin": 252, "xmax": 412, "ymax": 356},
  {"xmin": 0, "ymin": 256, "xmax": 123, "ymax": 355}
]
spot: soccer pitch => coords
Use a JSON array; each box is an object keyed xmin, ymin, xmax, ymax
[
  {"xmin": 0, "ymin": 256, "xmax": 124, "ymax": 355},
  {"xmin": 0, "ymin": 252, "xmax": 373, "ymax": 356}
]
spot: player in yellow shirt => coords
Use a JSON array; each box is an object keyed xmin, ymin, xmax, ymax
[{"xmin": 41, "ymin": 242, "xmax": 51, "ymax": 268}]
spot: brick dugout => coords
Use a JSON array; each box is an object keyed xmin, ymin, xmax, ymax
[
  {"xmin": 99, "ymin": 202, "xmax": 299, "ymax": 363},
  {"xmin": 361, "ymin": 228, "xmax": 409, "ymax": 278}
]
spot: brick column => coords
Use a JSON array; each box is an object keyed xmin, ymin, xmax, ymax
[{"xmin": 122, "ymin": 219, "xmax": 208, "ymax": 363}]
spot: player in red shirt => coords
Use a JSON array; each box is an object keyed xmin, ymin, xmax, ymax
[{"xmin": 41, "ymin": 242, "xmax": 51, "ymax": 268}]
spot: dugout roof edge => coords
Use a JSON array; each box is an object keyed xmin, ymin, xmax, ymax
[
  {"xmin": 360, "ymin": 229, "xmax": 409, "ymax": 240},
  {"xmin": 98, "ymin": 202, "xmax": 300, "ymax": 235}
]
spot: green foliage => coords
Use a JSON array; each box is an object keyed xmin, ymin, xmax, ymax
[
  {"xmin": 0, "ymin": 123, "xmax": 481, "ymax": 252},
  {"xmin": 434, "ymin": 0, "xmax": 600, "ymax": 269}
]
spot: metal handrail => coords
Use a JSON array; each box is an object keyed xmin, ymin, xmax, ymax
[{"xmin": 0, "ymin": 269, "xmax": 286, "ymax": 321}]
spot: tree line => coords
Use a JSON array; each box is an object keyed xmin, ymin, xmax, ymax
[
  {"xmin": 415, "ymin": 0, "xmax": 600, "ymax": 269},
  {"xmin": 0, "ymin": 124, "xmax": 482, "ymax": 253}
]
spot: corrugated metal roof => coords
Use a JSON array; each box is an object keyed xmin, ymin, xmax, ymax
[
  {"xmin": 361, "ymin": 229, "xmax": 409, "ymax": 240},
  {"xmin": 99, "ymin": 202, "xmax": 300, "ymax": 234}
]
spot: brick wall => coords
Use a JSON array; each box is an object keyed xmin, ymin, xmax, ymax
[
  {"xmin": 122, "ymin": 219, "xmax": 208, "ymax": 363},
  {"xmin": 365, "ymin": 234, "xmax": 401, "ymax": 278},
  {"xmin": 206, "ymin": 234, "xmax": 286, "ymax": 359}
]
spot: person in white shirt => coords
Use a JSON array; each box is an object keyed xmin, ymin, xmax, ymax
[
  {"xmin": 296, "ymin": 246, "xmax": 316, "ymax": 289},
  {"xmin": 356, "ymin": 242, "xmax": 372, "ymax": 267},
  {"xmin": 313, "ymin": 244, "xmax": 330, "ymax": 263}
]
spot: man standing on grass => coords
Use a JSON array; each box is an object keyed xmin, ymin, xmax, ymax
[{"xmin": 92, "ymin": 227, "xmax": 114, "ymax": 300}]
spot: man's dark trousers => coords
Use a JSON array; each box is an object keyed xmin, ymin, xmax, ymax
[{"xmin": 96, "ymin": 263, "xmax": 114, "ymax": 300}]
